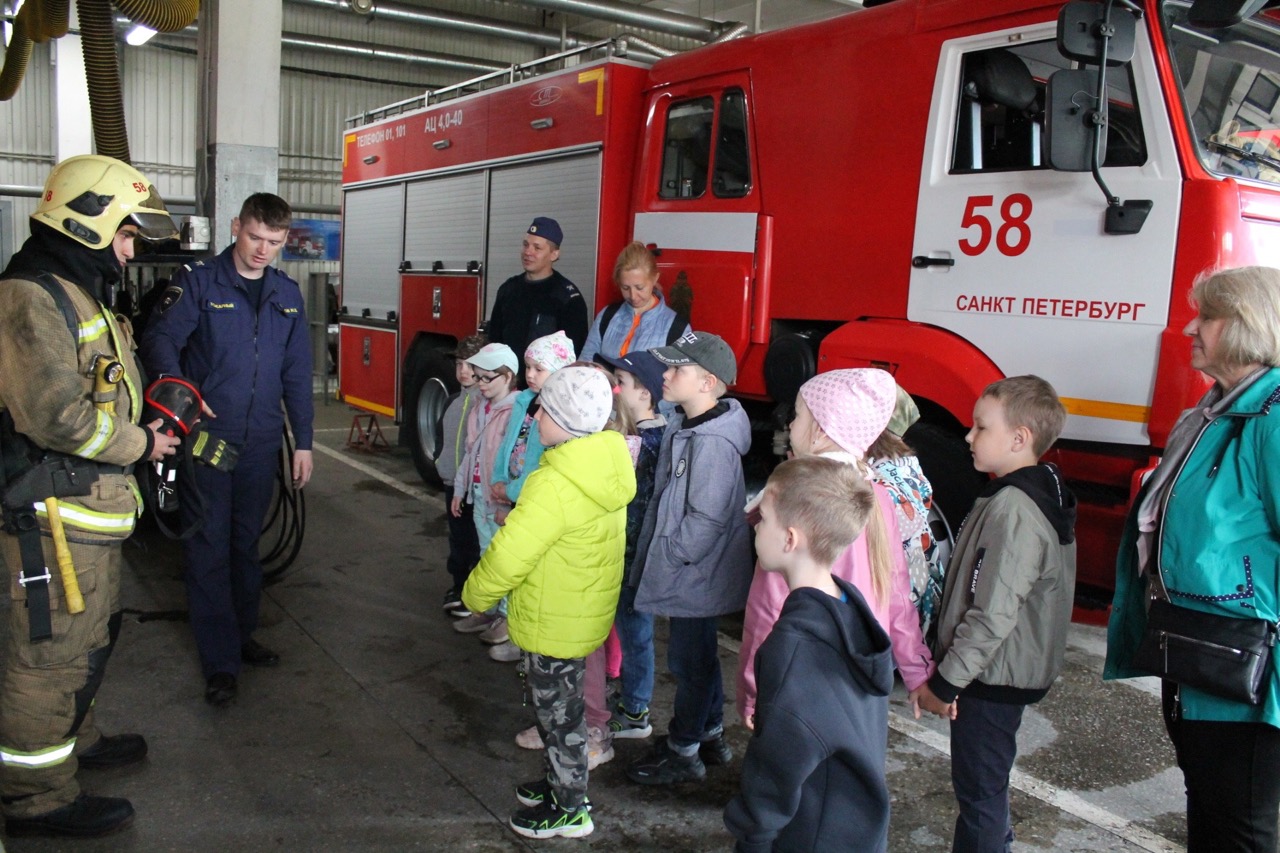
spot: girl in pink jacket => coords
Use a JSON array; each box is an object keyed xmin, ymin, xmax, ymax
[{"xmin": 737, "ymin": 369, "xmax": 935, "ymax": 727}]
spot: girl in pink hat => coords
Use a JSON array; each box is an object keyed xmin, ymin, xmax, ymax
[{"xmin": 737, "ymin": 369, "xmax": 935, "ymax": 728}]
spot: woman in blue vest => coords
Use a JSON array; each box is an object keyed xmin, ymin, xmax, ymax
[{"xmin": 579, "ymin": 242, "xmax": 689, "ymax": 363}]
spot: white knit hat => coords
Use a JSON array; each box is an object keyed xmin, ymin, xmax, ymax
[{"xmin": 539, "ymin": 366, "xmax": 613, "ymax": 438}]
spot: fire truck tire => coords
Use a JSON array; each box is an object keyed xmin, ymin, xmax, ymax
[
  {"xmin": 904, "ymin": 421, "xmax": 986, "ymax": 535},
  {"xmin": 405, "ymin": 354, "xmax": 457, "ymax": 486}
]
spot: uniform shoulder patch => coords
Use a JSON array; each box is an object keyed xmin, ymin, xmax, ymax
[{"xmin": 156, "ymin": 284, "xmax": 184, "ymax": 314}]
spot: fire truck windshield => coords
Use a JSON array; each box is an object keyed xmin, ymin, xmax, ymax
[{"xmin": 1163, "ymin": 2, "xmax": 1280, "ymax": 185}]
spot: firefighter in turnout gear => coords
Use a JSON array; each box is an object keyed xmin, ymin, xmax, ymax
[{"xmin": 0, "ymin": 155, "xmax": 180, "ymax": 839}]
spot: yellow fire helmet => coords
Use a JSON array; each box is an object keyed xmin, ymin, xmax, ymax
[{"xmin": 33, "ymin": 154, "xmax": 178, "ymax": 250}]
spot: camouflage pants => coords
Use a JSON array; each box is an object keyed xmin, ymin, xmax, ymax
[{"xmin": 525, "ymin": 652, "xmax": 587, "ymax": 809}]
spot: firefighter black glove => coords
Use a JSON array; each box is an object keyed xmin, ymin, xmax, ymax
[{"xmin": 189, "ymin": 430, "xmax": 239, "ymax": 473}]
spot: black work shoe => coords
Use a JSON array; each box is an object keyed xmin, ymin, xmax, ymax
[
  {"xmin": 4, "ymin": 793, "xmax": 134, "ymax": 838},
  {"xmin": 205, "ymin": 672, "xmax": 237, "ymax": 706},
  {"xmin": 240, "ymin": 639, "xmax": 279, "ymax": 667},
  {"xmin": 625, "ymin": 737, "xmax": 706, "ymax": 786},
  {"xmin": 77, "ymin": 733, "xmax": 148, "ymax": 770},
  {"xmin": 699, "ymin": 732, "xmax": 733, "ymax": 766}
]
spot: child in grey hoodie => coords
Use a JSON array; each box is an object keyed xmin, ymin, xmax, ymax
[{"xmin": 625, "ymin": 331, "xmax": 753, "ymax": 787}]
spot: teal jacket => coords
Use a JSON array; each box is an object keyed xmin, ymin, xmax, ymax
[
  {"xmin": 491, "ymin": 388, "xmax": 544, "ymax": 503},
  {"xmin": 1105, "ymin": 366, "xmax": 1280, "ymax": 728},
  {"xmin": 462, "ymin": 430, "xmax": 636, "ymax": 659}
]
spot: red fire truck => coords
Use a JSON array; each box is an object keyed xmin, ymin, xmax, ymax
[{"xmin": 338, "ymin": 0, "xmax": 1280, "ymax": 590}]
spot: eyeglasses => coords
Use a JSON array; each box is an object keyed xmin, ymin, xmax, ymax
[{"xmin": 475, "ymin": 373, "xmax": 501, "ymax": 384}]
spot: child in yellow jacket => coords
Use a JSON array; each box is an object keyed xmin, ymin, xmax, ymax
[{"xmin": 462, "ymin": 365, "xmax": 636, "ymax": 840}]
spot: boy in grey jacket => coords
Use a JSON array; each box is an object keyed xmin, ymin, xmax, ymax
[
  {"xmin": 626, "ymin": 331, "xmax": 753, "ymax": 786},
  {"xmin": 913, "ymin": 375, "xmax": 1077, "ymax": 853}
]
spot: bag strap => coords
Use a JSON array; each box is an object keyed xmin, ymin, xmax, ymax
[
  {"xmin": 599, "ymin": 301, "xmax": 622, "ymax": 338},
  {"xmin": 9, "ymin": 272, "xmax": 79, "ymax": 343},
  {"xmin": 666, "ymin": 310, "xmax": 690, "ymax": 346}
]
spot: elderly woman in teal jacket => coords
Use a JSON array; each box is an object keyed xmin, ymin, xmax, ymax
[{"xmin": 1106, "ymin": 266, "xmax": 1280, "ymax": 853}]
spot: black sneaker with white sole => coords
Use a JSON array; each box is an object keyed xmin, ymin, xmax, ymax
[
  {"xmin": 515, "ymin": 777, "xmax": 592, "ymax": 810},
  {"xmin": 625, "ymin": 737, "xmax": 706, "ymax": 786}
]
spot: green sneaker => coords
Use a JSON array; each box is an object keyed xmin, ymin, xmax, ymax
[
  {"xmin": 509, "ymin": 798, "xmax": 593, "ymax": 839},
  {"xmin": 514, "ymin": 777, "xmax": 592, "ymax": 810},
  {"xmin": 607, "ymin": 704, "xmax": 653, "ymax": 739}
]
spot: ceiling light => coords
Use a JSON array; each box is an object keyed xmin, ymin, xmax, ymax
[{"xmin": 125, "ymin": 24, "xmax": 156, "ymax": 46}]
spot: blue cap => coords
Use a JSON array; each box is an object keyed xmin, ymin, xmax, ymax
[
  {"xmin": 596, "ymin": 350, "xmax": 665, "ymax": 404},
  {"xmin": 527, "ymin": 216, "xmax": 563, "ymax": 247}
]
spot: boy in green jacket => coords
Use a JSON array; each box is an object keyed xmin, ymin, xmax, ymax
[
  {"xmin": 462, "ymin": 366, "xmax": 636, "ymax": 840},
  {"xmin": 912, "ymin": 375, "xmax": 1076, "ymax": 853}
]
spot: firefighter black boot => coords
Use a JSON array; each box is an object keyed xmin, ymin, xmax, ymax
[
  {"xmin": 77, "ymin": 733, "xmax": 148, "ymax": 769},
  {"xmin": 4, "ymin": 793, "xmax": 134, "ymax": 838}
]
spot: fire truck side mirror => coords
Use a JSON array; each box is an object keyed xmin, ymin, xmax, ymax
[
  {"xmin": 1045, "ymin": 69, "xmax": 1102, "ymax": 172},
  {"xmin": 1057, "ymin": 1, "xmax": 1136, "ymax": 66}
]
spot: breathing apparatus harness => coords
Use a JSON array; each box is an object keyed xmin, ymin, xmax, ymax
[{"xmin": 142, "ymin": 376, "xmax": 239, "ymax": 539}]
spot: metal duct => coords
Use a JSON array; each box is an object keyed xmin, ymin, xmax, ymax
[
  {"xmin": 115, "ymin": 0, "xmax": 199, "ymax": 32},
  {"xmin": 0, "ymin": 0, "xmax": 69, "ymax": 100},
  {"xmin": 79, "ymin": 0, "xmax": 130, "ymax": 161},
  {"xmin": 518, "ymin": 0, "xmax": 740, "ymax": 41}
]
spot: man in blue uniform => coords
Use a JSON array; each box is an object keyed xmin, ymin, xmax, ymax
[{"xmin": 140, "ymin": 193, "xmax": 314, "ymax": 706}]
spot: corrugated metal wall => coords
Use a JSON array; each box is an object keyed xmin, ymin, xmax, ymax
[{"xmin": 0, "ymin": 41, "xmax": 56, "ymax": 258}]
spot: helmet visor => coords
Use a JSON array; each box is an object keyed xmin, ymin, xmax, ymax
[{"xmin": 128, "ymin": 211, "xmax": 178, "ymax": 242}]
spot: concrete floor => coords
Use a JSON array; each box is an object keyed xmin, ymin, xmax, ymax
[{"xmin": 1, "ymin": 398, "xmax": 1192, "ymax": 852}]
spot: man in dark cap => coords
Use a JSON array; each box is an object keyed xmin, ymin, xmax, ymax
[{"xmin": 485, "ymin": 217, "xmax": 588, "ymax": 364}]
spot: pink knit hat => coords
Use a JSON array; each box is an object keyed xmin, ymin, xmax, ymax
[{"xmin": 798, "ymin": 368, "xmax": 897, "ymax": 458}]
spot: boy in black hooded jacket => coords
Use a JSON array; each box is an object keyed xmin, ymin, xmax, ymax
[{"xmin": 724, "ymin": 457, "xmax": 894, "ymax": 853}]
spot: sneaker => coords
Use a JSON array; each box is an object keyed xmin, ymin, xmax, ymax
[
  {"xmin": 442, "ymin": 587, "xmax": 469, "ymax": 617},
  {"xmin": 515, "ymin": 725, "xmax": 544, "ymax": 750},
  {"xmin": 478, "ymin": 616, "xmax": 509, "ymax": 645},
  {"xmin": 699, "ymin": 732, "xmax": 733, "ymax": 766},
  {"xmin": 488, "ymin": 639, "xmax": 521, "ymax": 662},
  {"xmin": 514, "ymin": 777, "xmax": 592, "ymax": 810},
  {"xmin": 441, "ymin": 586, "xmax": 461, "ymax": 610},
  {"xmin": 452, "ymin": 612, "xmax": 496, "ymax": 634},
  {"xmin": 607, "ymin": 704, "xmax": 653, "ymax": 739},
  {"xmin": 625, "ymin": 737, "xmax": 706, "ymax": 786},
  {"xmin": 509, "ymin": 799, "xmax": 593, "ymax": 839},
  {"xmin": 587, "ymin": 726, "xmax": 614, "ymax": 771}
]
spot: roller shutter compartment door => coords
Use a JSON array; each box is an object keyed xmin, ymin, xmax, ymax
[
  {"xmin": 484, "ymin": 153, "xmax": 602, "ymax": 322},
  {"xmin": 341, "ymin": 184, "xmax": 405, "ymax": 319},
  {"xmin": 404, "ymin": 171, "xmax": 487, "ymax": 272}
]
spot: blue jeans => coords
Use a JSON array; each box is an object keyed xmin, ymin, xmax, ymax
[
  {"xmin": 950, "ymin": 695, "xmax": 1024, "ymax": 853},
  {"xmin": 615, "ymin": 585, "xmax": 654, "ymax": 715},
  {"xmin": 666, "ymin": 616, "xmax": 723, "ymax": 751}
]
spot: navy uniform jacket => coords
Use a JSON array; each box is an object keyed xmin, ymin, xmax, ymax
[{"xmin": 139, "ymin": 246, "xmax": 314, "ymax": 451}]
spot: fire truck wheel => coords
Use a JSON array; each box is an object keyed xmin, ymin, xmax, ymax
[
  {"xmin": 904, "ymin": 421, "xmax": 986, "ymax": 536},
  {"xmin": 405, "ymin": 355, "xmax": 456, "ymax": 485}
]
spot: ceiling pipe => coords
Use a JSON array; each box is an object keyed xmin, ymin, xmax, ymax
[
  {"xmin": 115, "ymin": 18, "xmax": 511, "ymax": 75},
  {"xmin": 281, "ymin": 31, "xmax": 508, "ymax": 74},
  {"xmin": 287, "ymin": 0, "xmax": 590, "ymax": 51},
  {"xmin": 518, "ymin": 0, "xmax": 740, "ymax": 41}
]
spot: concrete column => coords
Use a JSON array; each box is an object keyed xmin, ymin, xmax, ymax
[
  {"xmin": 54, "ymin": 1, "xmax": 93, "ymax": 158},
  {"xmin": 196, "ymin": 0, "xmax": 282, "ymax": 249}
]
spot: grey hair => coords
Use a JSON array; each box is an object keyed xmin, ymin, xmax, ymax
[{"xmin": 1191, "ymin": 266, "xmax": 1280, "ymax": 368}]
